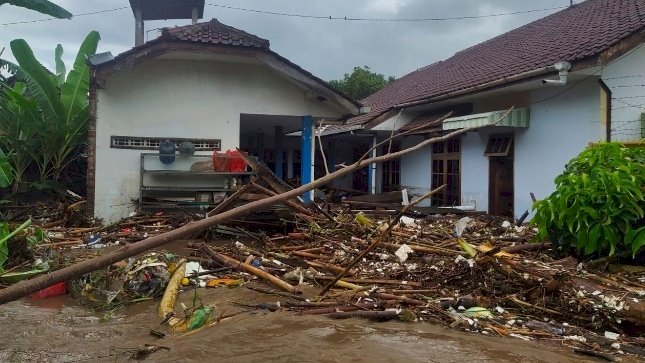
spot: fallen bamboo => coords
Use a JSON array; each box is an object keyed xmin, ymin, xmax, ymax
[
  {"xmin": 371, "ymin": 292, "xmax": 425, "ymax": 306},
  {"xmin": 250, "ymin": 183, "xmax": 313, "ymax": 216},
  {"xmin": 0, "ymin": 121, "xmax": 490, "ymax": 305},
  {"xmin": 304, "ymin": 260, "xmax": 357, "ymax": 276},
  {"xmin": 382, "ymin": 242, "xmax": 461, "ymax": 256},
  {"xmin": 314, "ymin": 276, "xmax": 422, "ymax": 287},
  {"xmin": 198, "ymin": 244, "xmax": 300, "ymax": 294},
  {"xmin": 292, "ymin": 250, "xmax": 331, "ymax": 260}
]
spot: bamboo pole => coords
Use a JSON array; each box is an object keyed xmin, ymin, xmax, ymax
[{"xmin": 198, "ymin": 244, "xmax": 300, "ymax": 294}]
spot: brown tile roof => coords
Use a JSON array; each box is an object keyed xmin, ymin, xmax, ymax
[
  {"xmin": 356, "ymin": 0, "xmax": 645, "ymax": 124},
  {"xmin": 163, "ymin": 18, "xmax": 270, "ymax": 49}
]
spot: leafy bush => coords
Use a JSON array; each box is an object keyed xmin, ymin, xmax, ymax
[{"xmin": 532, "ymin": 143, "xmax": 645, "ymax": 257}]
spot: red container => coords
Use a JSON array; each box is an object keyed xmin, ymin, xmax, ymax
[
  {"xmin": 212, "ymin": 151, "xmax": 230, "ymax": 172},
  {"xmin": 29, "ymin": 281, "xmax": 67, "ymax": 299},
  {"xmin": 226, "ymin": 150, "xmax": 246, "ymax": 172}
]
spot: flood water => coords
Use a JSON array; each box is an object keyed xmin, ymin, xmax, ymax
[{"xmin": 0, "ymin": 286, "xmax": 605, "ymax": 363}]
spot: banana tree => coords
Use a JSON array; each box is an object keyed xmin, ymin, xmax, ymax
[
  {"xmin": 0, "ymin": 82, "xmax": 40, "ymax": 190},
  {"xmin": 1, "ymin": 31, "xmax": 100, "ymax": 182},
  {"xmin": 0, "ymin": 0, "xmax": 71, "ymax": 19}
]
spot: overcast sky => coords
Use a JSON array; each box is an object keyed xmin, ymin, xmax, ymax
[{"xmin": 1, "ymin": 0, "xmax": 574, "ymax": 80}]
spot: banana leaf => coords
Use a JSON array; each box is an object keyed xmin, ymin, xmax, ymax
[{"xmin": 0, "ymin": 0, "xmax": 72, "ymax": 19}]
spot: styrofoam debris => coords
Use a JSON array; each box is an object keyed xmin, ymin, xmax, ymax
[
  {"xmin": 395, "ymin": 244, "xmax": 415, "ymax": 262},
  {"xmin": 604, "ymin": 331, "xmax": 620, "ymax": 340}
]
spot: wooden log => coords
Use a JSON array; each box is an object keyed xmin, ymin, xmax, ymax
[
  {"xmin": 314, "ymin": 276, "xmax": 422, "ymax": 287},
  {"xmin": 250, "ymin": 183, "xmax": 313, "ymax": 216},
  {"xmin": 371, "ymin": 292, "xmax": 425, "ymax": 306},
  {"xmin": 305, "ymin": 260, "xmax": 357, "ymax": 276},
  {"xmin": 382, "ymin": 242, "xmax": 461, "ymax": 256},
  {"xmin": 206, "ymin": 183, "xmax": 254, "ymax": 217},
  {"xmin": 380, "ymin": 289, "xmax": 437, "ymax": 295},
  {"xmin": 292, "ymin": 250, "xmax": 331, "ymax": 260},
  {"xmin": 198, "ymin": 244, "xmax": 300, "ymax": 294},
  {"xmin": 0, "ymin": 123, "xmax": 488, "ymax": 305}
]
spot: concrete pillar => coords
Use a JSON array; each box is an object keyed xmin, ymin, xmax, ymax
[
  {"xmin": 134, "ymin": 7, "xmax": 144, "ymax": 46},
  {"xmin": 287, "ymin": 150, "xmax": 294, "ymax": 179},
  {"xmin": 274, "ymin": 126, "xmax": 284, "ymax": 179},
  {"xmin": 192, "ymin": 6, "xmax": 199, "ymax": 24},
  {"xmin": 300, "ymin": 115, "xmax": 314, "ymax": 202}
]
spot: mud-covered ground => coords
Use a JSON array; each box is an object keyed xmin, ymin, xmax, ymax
[{"xmin": 0, "ymin": 286, "xmax": 613, "ymax": 363}]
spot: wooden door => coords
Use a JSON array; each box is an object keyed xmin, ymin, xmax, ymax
[{"xmin": 489, "ymin": 156, "xmax": 514, "ymax": 217}]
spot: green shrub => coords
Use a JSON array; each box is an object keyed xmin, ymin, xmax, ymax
[{"xmin": 532, "ymin": 142, "xmax": 645, "ymax": 257}]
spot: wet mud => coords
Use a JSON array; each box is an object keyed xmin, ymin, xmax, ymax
[{"xmin": 0, "ymin": 287, "xmax": 608, "ymax": 363}]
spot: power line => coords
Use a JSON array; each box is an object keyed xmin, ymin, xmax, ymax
[
  {"xmin": 204, "ymin": 3, "xmax": 567, "ymax": 22},
  {"xmin": 1, "ymin": 6, "xmax": 129, "ymax": 26}
]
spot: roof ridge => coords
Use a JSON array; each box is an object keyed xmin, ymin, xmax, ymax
[{"xmin": 162, "ymin": 18, "xmax": 270, "ymax": 48}]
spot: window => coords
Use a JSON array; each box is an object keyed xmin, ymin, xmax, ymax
[
  {"xmin": 381, "ymin": 143, "xmax": 401, "ymax": 192},
  {"xmin": 111, "ymin": 136, "xmax": 221, "ymax": 151},
  {"xmin": 431, "ymin": 138, "xmax": 460, "ymax": 206},
  {"xmin": 484, "ymin": 134, "xmax": 513, "ymax": 156}
]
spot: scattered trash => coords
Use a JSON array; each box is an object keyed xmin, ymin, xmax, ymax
[{"xmin": 394, "ymin": 244, "xmax": 414, "ymax": 262}]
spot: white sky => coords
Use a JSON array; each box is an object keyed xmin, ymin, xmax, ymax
[{"xmin": 0, "ymin": 0, "xmax": 573, "ymax": 80}]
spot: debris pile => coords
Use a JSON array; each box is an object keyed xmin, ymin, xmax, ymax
[
  {"xmin": 178, "ymin": 212, "xmax": 645, "ymax": 359},
  {"xmin": 0, "ymin": 176, "xmax": 643, "ymax": 361}
]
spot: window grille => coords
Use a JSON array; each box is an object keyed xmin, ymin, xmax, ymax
[
  {"xmin": 111, "ymin": 136, "xmax": 221, "ymax": 151},
  {"xmin": 484, "ymin": 134, "xmax": 513, "ymax": 156}
]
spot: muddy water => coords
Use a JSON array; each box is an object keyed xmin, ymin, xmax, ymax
[{"xmin": 0, "ymin": 286, "xmax": 602, "ymax": 363}]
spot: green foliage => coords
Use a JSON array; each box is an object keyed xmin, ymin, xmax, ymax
[
  {"xmin": 0, "ymin": 0, "xmax": 71, "ymax": 19},
  {"xmin": 329, "ymin": 66, "xmax": 395, "ymax": 100},
  {"xmin": 532, "ymin": 143, "xmax": 645, "ymax": 257},
  {"xmin": 0, "ymin": 149, "xmax": 14, "ymax": 188},
  {"xmin": 0, "ymin": 82, "xmax": 40, "ymax": 188},
  {"xmin": 0, "ymin": 31, "xmax": 100, "ymax": 187},
  {"xmin": 0, "ymin": 219, "xmax": 32, "ymax": 273}
]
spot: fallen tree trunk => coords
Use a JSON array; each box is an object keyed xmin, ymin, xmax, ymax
[
  {"xmin": 0, "ymin": 117, "xmax": 490, "ymax": 305},
  {"xmin": 198, "ymin": 244, "xmax": 300, "ymax": 294}
]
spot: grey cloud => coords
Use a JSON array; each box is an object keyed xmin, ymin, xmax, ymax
[{"xmin": 1, "ymin": 0, "xmax": 571, "ymax": 81}]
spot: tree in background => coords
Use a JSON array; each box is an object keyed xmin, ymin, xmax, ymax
[
  {"xmin": 329, "ymin": 66, "xmax": 395, "ymax": 101},
  {"xmin": 0, "ymin": 0, "xmax": 71, "ymax": 19}
]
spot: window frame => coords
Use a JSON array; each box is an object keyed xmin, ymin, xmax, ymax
[
  {"xmin": 484, "ymin": 134, "xmax": 513, "ymax": 157},
  {"xmin": 431, "ymin": 138, "xmax": 461, "ymax": 206}
]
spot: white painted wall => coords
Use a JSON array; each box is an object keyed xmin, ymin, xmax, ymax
[
  {"xmin": 460, "ymin": 131, "xmax": 489, "ymax": 211},
  {"xmin": 514, "ymin": 77, "xmax": 603, "ymax": 218},
  {"xmin": 95, "ymin": 57, "xmax": 348, "ymax": 222},
  {"xmin": 400, "ymin": 135, "xmax": 432, "ymax": 206},
  {"xmin": 601, "ymin": 44, "xmax": 645, "ymax": 142}
]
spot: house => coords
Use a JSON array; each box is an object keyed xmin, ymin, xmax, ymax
[
  {"xmin": 330, "ymin": 0, "xmax": 645, "ymax": 218},
  {"xmin": 88, "ymin": 16, "xmax": 361, "ymax": 223}
]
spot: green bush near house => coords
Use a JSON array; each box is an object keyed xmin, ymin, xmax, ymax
[{"xmin": 532, "ymin": 142, "xmax": 645, "ymax": 257}]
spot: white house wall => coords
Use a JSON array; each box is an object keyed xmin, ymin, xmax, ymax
[
  {"xmin": 400, "ymin": 135, "xmax": 432, "ymax": 206},
  {"xmin": 514, "ymin": 77, "xmax": 603, "ymax": 218},
  {"xmin": 460, "ymin": 130, "xmax": 489, "ymax": 211},
  {"xmin": 601, "ymin": 44, "xmax": 645, "ymax": 142},
  {"xmin": 95, "ymin": 58, "xmax": 347, "ymax": 222}
]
